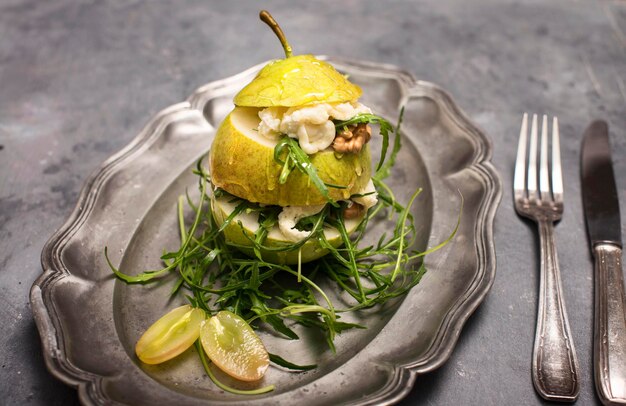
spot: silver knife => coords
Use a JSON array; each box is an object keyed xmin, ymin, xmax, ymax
[{"xmin": 581, "ymin": 120, "xmax": 626, "ymax": 405}]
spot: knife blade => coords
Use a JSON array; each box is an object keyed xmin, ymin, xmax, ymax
[
  {"xmin": 581, "ymin": 120, "xmax": 626, "ymax": 405},
  {"xmin": 582, "ymin": 120, "xmax": 622, "ymax": 247}
]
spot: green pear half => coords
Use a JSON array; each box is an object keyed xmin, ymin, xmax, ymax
[
  {"xmin": 211, "ymin": 194, "xmax": 363, "ymax": 265},
  {"xmin": 233, "ymin": 55, "xmax": 362, "ymax": 107},
  {"xmin": 209, "ymin": 106, "xmax": 371, "ymax": 207}
]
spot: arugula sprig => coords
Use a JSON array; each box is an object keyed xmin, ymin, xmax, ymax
[
  {"xmin": 274, "ymin": 137, "xmax": 344, "ymax": 207},
  {"xmin": 373, "ymin": 107, "xmax": 404, "ymax": 181}
]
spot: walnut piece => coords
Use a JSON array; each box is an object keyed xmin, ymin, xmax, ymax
[
  {"xmin": 343, "ymin": 202, "xmax": 365, "ymax": 219},
  {"xmin": 333, "ymin": 123, "xmax": 371, "ymax": 153}
]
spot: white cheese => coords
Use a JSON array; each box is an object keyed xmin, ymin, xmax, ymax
[
  {"xmin": 257, "ymin": 107, "xmax": 285, "ymax": 141},
  {"xmin": 257, "ymin": 102, "xmax": 372, "ymax": 154},
  {"xmin": 278, "ymin": 204, "xmax": 326, "ymax": 242},
  {"xmin": 352, "ymin": 179, "xmax": 378, "ymax": 210}
]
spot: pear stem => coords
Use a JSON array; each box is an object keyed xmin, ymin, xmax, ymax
[{"xmin": 259, "ymin": 10, "xmax": 293, "ymax": 58}]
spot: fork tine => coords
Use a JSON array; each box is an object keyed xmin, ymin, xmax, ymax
[
  {"xmin": 527, "ymin": 114, "xmax": 539, "ymax": 198},
  {"xmin": 539, "ymin": 115, "xmax": 551, "ymax": 201},
  {"xmin": 514, "ymin": 113, "xmax": 529, "ymax": 198},
  {"xmin": 551, "ymin": 117, "xmax": 563, "ymax": 202}
]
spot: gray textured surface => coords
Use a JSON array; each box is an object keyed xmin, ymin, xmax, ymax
[{"xmin": 1, "ymin": 0, "xmax": 625, "ymax": 405}]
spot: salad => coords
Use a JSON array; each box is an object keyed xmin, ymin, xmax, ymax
[{"xmin": 107, "ymin": 10, "xmax": 456, "ymax": 395}]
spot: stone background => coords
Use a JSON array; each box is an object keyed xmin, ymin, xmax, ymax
[{"xmin": 1, "ymin": 0, "xmax": 625, "ymax": 404}]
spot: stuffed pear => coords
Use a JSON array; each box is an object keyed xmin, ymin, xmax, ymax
[{"xmin": 209, "ymin": 11, "xmax": 384, "ymax": 264}]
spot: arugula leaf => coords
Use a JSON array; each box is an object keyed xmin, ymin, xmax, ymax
[
  {"xmin": 274, "ymin": 137, "xmax": 340, "ymax": 206},
  {"xmin": 269, "ymin": 353, "xmax": 317, "ymax": 371},
  {"xmin": 374, "ymin": 107, "xmax": 404, "ymax": 181}
]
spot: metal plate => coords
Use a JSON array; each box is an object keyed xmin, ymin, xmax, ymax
[{"xmin": 30, "ymin": 58, "xmax": 501, "ymax": 405}]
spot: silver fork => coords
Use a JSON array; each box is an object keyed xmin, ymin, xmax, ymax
[{"xmin": 514, "ymin": 113, "xmax": 581, "ymax": 402}]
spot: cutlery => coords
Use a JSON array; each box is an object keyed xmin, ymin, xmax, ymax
[
  {"xmin": 514, "ymin": 113, "xmax": 580, "ymax": 402},
  {"xmin": 581, "ymin": 120, "xmax": 626, "ymax": 405}
]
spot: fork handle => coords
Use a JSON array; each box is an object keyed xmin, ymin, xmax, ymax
[
  {"xmin": 593, "ymin": 243, "xmax": 626, "ymax": 405},
  {"xmin": 532, "ymin": 220, "xmax": 580, "ymax": 402}
]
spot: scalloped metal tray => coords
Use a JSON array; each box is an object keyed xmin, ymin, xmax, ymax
[{"xmin": 31, "ymin": 58, "xmax": 501, "ymax": 405}]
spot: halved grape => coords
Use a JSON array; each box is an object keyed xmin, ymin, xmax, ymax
[
  {"xmin": 135, "ymin": 305, "xmax": 206, "ymax": 365},
  {"xmin": 200, "ymin": 311, "xmax": 269, "ymax": 381}
]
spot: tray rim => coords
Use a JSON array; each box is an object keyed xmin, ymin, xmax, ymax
[{"xmin": 30, "ymin": 57, "xmax": 502, "ymax": 405}]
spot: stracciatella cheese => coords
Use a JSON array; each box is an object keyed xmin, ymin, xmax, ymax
[
  {"xmin": 276, "ymin": 180, "xmax": 378, "ymax": 243},
  {"xmin": 352, "ymin": 179, "xmax": 378, "ymax": 210},
  {"xmin": 278, "ymin": 204, "xmax": 326, "ymax": 242},
  {"xmin": 258, "ymin": 102, "xmax": 372, "ymax": 154}
]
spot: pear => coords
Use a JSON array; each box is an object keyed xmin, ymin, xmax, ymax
[
  {"xmin": 234, "ymin": 55, "xmax": 362, "ymax": 107},
  {"xmin": 209, "ymin": 11, "xmax": 371, "ymax": 263},
  {"xmin": 211, "ymin": 194, "xmax": 363, "ymax": 265},
  {"xmin": 233, "ymin": 11, "xmax": 361, "ymax": 107},
  {"xmin": 209, "ymin": 107, "xmax": 371, "ymax": 206}
]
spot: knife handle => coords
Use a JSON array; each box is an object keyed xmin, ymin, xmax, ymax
[
  {"xmin": 593, "ymin": 243, "xmax": 626, "ymax": 405},
  {"xmin": 532, "ymin": 220, "xmax": 580, "ymax": 402}
]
